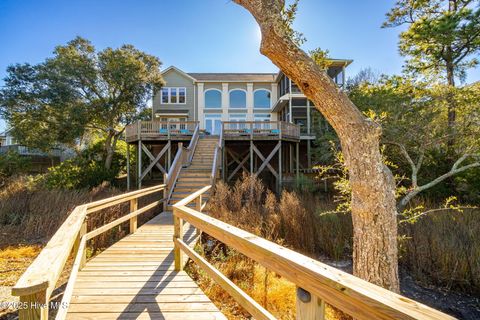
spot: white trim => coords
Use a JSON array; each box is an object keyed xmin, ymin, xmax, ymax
[
  {"xmin": 161, "ymin": 66, "xmax": 197, "ymax": 82},
  {"xmin": 160, "ymin": 87, "xmax": 187, "ymax": 105},
  {"xmin": 253, "ymin": 88, "xmax": 272, "ymax": 109},
  {"xmin": 204, "ymin": 88, "xmax": 222, "ymax": 109}
]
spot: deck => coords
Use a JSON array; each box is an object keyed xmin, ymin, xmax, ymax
[
  {"xmin": 125, "ymin": 120, "xmax": 300, "ymax": 143},
  {"xmin": 67, "ymin": 212, "xmax": 225, "ymax": 320}
]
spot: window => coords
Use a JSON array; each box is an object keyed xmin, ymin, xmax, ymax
[
  {"xmin": 254, "ymin": 114, "xmax": 271, "ymax": 129},
  {"xmin": 204, "ymin": 114, "xmax": 222, "ymax": 135},
  {"xmin": 229, "ymin": 89, "xmax": 246, "ymax": 108},
  {"xmin": 254, "ymin": 89, "xmax": 271, "ymax": 109},
  {"xmin": 229, "ymin": 113, "xmax": 247, "ymax": 130},
  {"xmin": 160, "ymin": 87, "xmax": 186, "ymax": 104},
  {"xmin": 205, "ymin": 89, "xmax": 222, "ymax": 109}
]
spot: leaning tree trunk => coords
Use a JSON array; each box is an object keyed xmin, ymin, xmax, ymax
[{"xmin": 234, "ymin": 0, "xmax": 399, "ymax": 292}]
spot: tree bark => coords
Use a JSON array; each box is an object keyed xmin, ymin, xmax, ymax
[
  {"xmin": 234, "ymin": 0, "xmax": 399, "ymax": 291},
  {"xmin": 104, "ymin": 131, "xmax": 115, "ymax": 170}
]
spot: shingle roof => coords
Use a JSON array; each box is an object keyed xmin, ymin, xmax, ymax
[{"xmin": 187, "ymin": 73, "xmax": 277, "ymax": 82}]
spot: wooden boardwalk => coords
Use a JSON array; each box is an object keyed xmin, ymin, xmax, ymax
[{"xmin": 67, "ymin": 212, "xmax": 226, "ymax": 320}]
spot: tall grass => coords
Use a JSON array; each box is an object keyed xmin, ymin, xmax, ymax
[
  {"xmin": 192, "ymin": 174, "xmax": 479, "ymax": 319},
  {"xmin": 193, "ymin": 174, "xmax": 351, "ymax": 319}
]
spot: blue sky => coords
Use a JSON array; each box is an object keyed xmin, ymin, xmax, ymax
[{"xmin": 1, "ymin": 0, "xmax": 479, "ymax": 131}]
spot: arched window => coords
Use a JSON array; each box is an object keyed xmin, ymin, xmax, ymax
[
  {"xmin": 205, "ymin": 89, "xmax": 221, "ymax": 108},
  {"xmin": 254, "ymin": 89, "xmax": 271, "ymax": 109},
  {"xmin": 229, "ymin": 89, "xmax": 246, "ymax": 108}
]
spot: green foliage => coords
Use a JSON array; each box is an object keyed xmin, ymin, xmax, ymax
[
  {"xmin": 281, "ymin": 0, "xmax": 306, "ymax": 46},
  {"xmin": 293, "ymin": 174, "xmax": 317, "ymax": 193},
  {"xmin": 0, "ymin": 37, "xmax": 164, "ymax": 168},
  {"xmin": 42, "ymin": 137, "xmax": 127, "ymax": 190},
  {"xmin": 384, "ymin": 0, "xmax": 480, "ymax": 82},
  {"xmin": 0, "ymin": 151, "xmax": 31, "ymax": 178},
  {"xmin": 309, "ymin": 48, "xmax": 332, "ymax": 69}
]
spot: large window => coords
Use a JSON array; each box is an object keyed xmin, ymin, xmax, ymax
[
  {"xmin": 229, "ymin": 89, "xmax": 246, "ymax": 108},
  {"xmin": 205, "ymin": 89, "xmax": 222, "ymax": 109},
  {"xmin": 254, "ymin": 89, "xmax": 271, "ymax": 109},
  {"xmin": 229, "ymin": 113, "xmax": 247, "ymax": 130},
  {"xmin": 204, "ymin": 114, "xmax": 222, "ymax": 135},
  {"xmin": 254, "ymin": 114, "xmax": 271, "ymax": 129},
  {"xmin": 161, "ymin": 87, "xmax": 186, "ymax": 104}
]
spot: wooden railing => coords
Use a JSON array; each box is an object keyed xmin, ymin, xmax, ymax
[
  {"xmin": 222, "ymin": 121, "xmax": 300, "ymax": 140},
  {"xmin": 12, "ymin": 184, "xmax": 167, "ymax": 320},
  {"xmin": 173, "ymin": 187, "xmax": 455, "ymax": 320},
  {"xmin": 185, "ymin": 123, "xmax": 200, "ymax": 165},
  {"xmin": 125, "ymin": 120, "xmax": 199, "ymax": 142},
  {"xmin": 211, "ymin": 126, "xmax": 223, "ymax": 185},
  {"xmin": 164, "ymin": 122, "xmax": 200, "ymax": 204}
]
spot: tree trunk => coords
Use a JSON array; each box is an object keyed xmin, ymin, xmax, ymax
[
  {"xmin": 104, "ymin": 131, "xmax": 115, "ymax": 170},
  {"xmin": 234, "ymin": 0, "xmax": 399, "ymax": 292}
]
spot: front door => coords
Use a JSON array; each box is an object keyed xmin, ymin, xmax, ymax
[{"xmin": 205, "ymin": 115, "xmax": 222, "ymax": 135}]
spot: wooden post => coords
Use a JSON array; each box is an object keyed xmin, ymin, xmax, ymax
[
  {"xmin": 163, "ymin": 174, "xmax": 168, "ymax": 212},
  {"xmin": 278, "ymin": 141, "xmax": 282, "ymax": 192},
  {"xmin": 129, "ymin": 198, "xmax": 138, "ymax": 234},
  {"xmin": 250, "ymin": 140, "xmax": 254, "ymax": 175},
  {"xmin": 18, "ymin": 290, "xmax": 48, "ymax": 320},
  {"xmin": 296, "ymin": 287, "xmax": 325, "ymax": 320},
  {"xmin": 137, "ymin": 140, "xmax": 142, "ymax": 189},
  {"xmin": 296, "ymin": 142, "xmax": 300, "ymax": 180},
  {"xmin": 126, "ymin": 143, "xmax": 130, "ymax": 191},
  {"xmin": 195, "ymin": 195, "xmax": 203, "ymax": 236},
  {"xmin": 173, "ymin": 208, "xmax": 184, "ymax": 271}
]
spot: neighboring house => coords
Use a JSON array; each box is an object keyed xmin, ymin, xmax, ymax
[
  {"xmin": 151, "ymin": 60, "xmax": 351, "ymax": 167},
  {"xmin": 0, "ymin": 128, "xmax": 74, "ymax": 172}
]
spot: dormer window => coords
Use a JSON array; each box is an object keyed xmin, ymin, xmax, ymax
[{"xmin": 161, "ymin": 87, "xmax": 186, "ymax": 104}]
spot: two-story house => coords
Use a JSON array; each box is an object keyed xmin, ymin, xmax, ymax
[
  {"xmin": 125, "ymin": 60, "xmax": 351, "ymax": 190},
  {"xmin": 150, "ymin": 60, "xmax": 351, "ymax": 168}
]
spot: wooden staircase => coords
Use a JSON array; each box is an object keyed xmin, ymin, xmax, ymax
[{"xmin": 167, "ymin": 136, "xmax": 219, "ymax": 211}]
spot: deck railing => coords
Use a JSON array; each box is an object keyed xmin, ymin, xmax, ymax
[
  {"xmin": 125, "ymin": 120, "xmax": 199, "ymax": 142},
  {"xmin": 12, "ymin": 185, "xmax": 167, "ymax": 320},
  {"xmin": 211, "ymin": 126, "xmax": 223, "ymax": 185},
  {"xmin": 222, "ymin": 121, "xmax": 300, "ymax": 140},
  {"xmin": 173, "ymin": 186, "xmax": 454, "ymax": 320}
]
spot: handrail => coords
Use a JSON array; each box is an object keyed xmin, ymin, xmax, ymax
[
  {"xmin": 12, "ymin": 184, "xmax": 167, "ymax": 320},
  {"xmin": 222, "ymin": 121, "xmax": 300, "ymax": 139},
  {"xmin": 125, "ymin": 120, "xmax": 199, "ymax": 141},
  {"xmin": 172, "ymin": 187, "xmax": 455, "ymax": 320},
  {"xmin": 186, "ymin": 123, "xmax": 200, "ymax": 164},
  {"xmin": 210, "ymin": 126, "xmax": 223, "ymax": 185},
  {"xmin": 165, "ymin": 144, "xmax": 184, "ymax": 203}
]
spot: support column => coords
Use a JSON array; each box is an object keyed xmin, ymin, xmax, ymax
[
  {"xmin": 307, "ymin": 99, "xmax": 311, "ymax": 135},
  {"xmin": 247, "ymin": 83, "xmax": 254, "ymax": 120},
  {"xmin": 126, "ymin": 143, "xmax": 130, "ymax": 191},
  {"xmin": 278, "ymin": 141, "xmax": 282, "ymax": 192},
  {"xmin": 137, "ymin": 140, "xmax": 142, "ymax": 189},
  {"xmin": 197, "ymin": 83, "xmax": 205, "ymax": 129},
  {"xmin": 289, "ymin": 144, "xmax": 294, "ymax": 173},
  {"xmin": 250, "ymin": 140, "xmax": 254, "ymax": 174},
  {"xmin": 288, "ymin": 79, "xmax": 293, "ymax": 122},
  {"xmin": 307, "ymin": 140, "xmax": 312, "ymax": 168},
  {"xmin": 296, "ymin": 142, "xmax": 300, "ymax": 179},
  {"xmin": 221, "ymin": 83, "xmax": 229, "ymax": 122}
]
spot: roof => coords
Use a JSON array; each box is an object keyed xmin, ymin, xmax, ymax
[{"xmin": 187, "ymin": 73, "xmax": 277, "ymax": 82}]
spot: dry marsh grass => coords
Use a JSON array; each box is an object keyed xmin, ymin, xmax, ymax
[{"xmin": 187, "ymin": 174, "xmax": 351, "ymax": 319}]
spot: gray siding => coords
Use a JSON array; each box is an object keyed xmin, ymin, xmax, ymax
[{"xmin": 153, "ymin": 69, "xmax": 195, "ymax": 120}]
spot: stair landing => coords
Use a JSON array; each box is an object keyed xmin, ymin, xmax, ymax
[{"xmin": 67, "ymin": 212, "xmax": 226, "ymax": 320}]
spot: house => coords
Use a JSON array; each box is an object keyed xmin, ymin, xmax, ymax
[
  {"xmin": 0, "ymin": 128, "xmax": 70, "ymax": 172},
  {"xmin": 125, "ymin": 60, "xmax": 352, "ymax": 189}
]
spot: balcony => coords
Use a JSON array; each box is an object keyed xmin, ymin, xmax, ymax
[
  {"xmin": 222, "ymin": 121, "xmax": 300, "ymax": 141},
  {"xmin": 125, "ymin": 121, "xmax": 199, "ymax": 142}
]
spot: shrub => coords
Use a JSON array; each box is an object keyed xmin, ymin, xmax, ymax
[
  {"xmin": 41, "ymin": 137, "xmax": 127, "ymax": 190},
  {"xmin": 43, "ymin": 158, "xmax": 117, "ymax": 190},
  {"xmin": 0, "ymin": 150, "xmax": 31, "ymax": 178}
]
